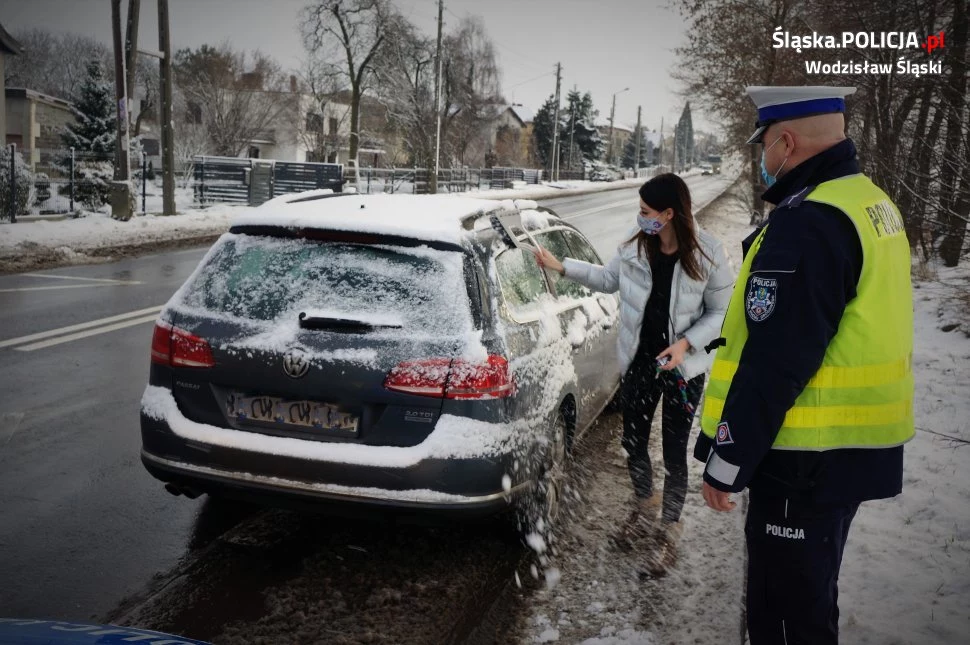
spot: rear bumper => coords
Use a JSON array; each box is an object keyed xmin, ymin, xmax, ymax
[
  {"xmin": 141, "ymin": 449, "xmax": 528, "ymax": 515},
  {"xmin": 140, "ymin": 405, "xmax": 531, "ymax": 515}
]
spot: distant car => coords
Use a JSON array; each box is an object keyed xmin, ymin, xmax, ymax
[
  {"xmin": 0, "ymin": 618, "xmax": 210, "ymax": 644},
  {"xmin": 700, "ymin": 163, "xmax": 714, "ymax": 176},
  {"xmin": 140, "ymin": 193, "xmax": 621, "ymax": 521}
]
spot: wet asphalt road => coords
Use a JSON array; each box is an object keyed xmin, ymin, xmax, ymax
[{"xmin": 0, "ymin": 178, "xmax": 726, "ymax": 626}]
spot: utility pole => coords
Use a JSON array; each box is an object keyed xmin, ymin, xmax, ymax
[
  {"xmin": 158, "ymin": 0, "xmax": 175, "ymax": 215},
  {"xmin": 634, "ymin": 105, "xmax": 642, "ymax": 173},
  {"xmin": 111, "ymin": 0, "xmax": 130, "ymax": 182},
  {"xmin": 430, "ymin": 0, "xmax": 444, "ymax": 194},
  {"xmin": 549, "ymin": 62, "xmax": 561, "ymax": 181},
  {"xmin": 110, "ymin": 0, "xmax": 132, "ymax": 220},
  {"xmin": 659, "ymin": 116, "xmax": 664, "ymax": 170},
  {"xmin": 567, "ymin": 101, "xmax": 575, "ymax": 171},
  {"xmin": 124, "ymin": 0, "xmax": 140, "ymax": 102}
]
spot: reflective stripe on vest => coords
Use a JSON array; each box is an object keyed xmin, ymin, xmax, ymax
[{"xmin": 700, "ymin": 174, "xmax": 915, "ymax": 451}]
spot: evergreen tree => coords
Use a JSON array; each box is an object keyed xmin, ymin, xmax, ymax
[
  {"xmin": 621, "ymin": 130, "xmax": 648, "ymax": 169},
  {"xmin": 532, "ymin": 94, "xmax": 559, "ymax": 168},
  {"xmin": 562, "ymin": 90, "xmax": 602, "ymax": 166},
  {"xmin": 61, "ymin": 60, "xmax": 116, "ymax": 162},
  {"xmin": 533, "ymin": 90, "xmax": 603, "ymax": 170}
]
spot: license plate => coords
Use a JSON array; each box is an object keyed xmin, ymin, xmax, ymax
[{"xmin": 228, "ymin": 394, "xmax": 358, "ymax": 434}]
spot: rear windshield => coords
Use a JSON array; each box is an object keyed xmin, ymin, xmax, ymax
[{"xmin": 176, "ymin": 233, "xmax": 474, "ymax": 335}]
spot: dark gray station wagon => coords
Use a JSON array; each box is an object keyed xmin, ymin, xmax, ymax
[{"xmin": 140, "ymin": 192, "xmax": 621, "ymax": 519}]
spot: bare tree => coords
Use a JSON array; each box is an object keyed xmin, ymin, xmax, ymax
[
  {"xmin": 371, "ymin": 14, "xmax": 436, "ymax": 166},
  {"xmin": 5, "ymin": 28, "xmax": 110, "ymax": 100},
  {"xmin": 673, "ymin": 0, "xmax": 806, "ymax": 220},
  {"xmin": 171, "ymin": 85, "xmax": 210, "ymax": 186},
  {"xmin": 370, "ymin": 12, "xmax": 503, "ymax": 169},
  {"xmin": 439, "ymin": 16, "xmax": 504, "ymax": 167},
  {"xmin": 301, "ymin": 0, "xmax": 393, "ymax": 174},
  {"xmin": 173, "ymin": 44, "xmax": 290, "ymax": 157}
]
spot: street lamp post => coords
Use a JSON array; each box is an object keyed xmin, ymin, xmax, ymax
[{"xmin": 607, "ymin": 87, "xmax": 629, "ymax": 167}]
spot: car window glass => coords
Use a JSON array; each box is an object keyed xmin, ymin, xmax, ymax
[
  {"xmin": 563, "ymin": 230, "xmax": 603, "ymax": 265},
  {"xmin": 533, "ymin": 230, "xmax": 591, "ymax": 300},
  {"xmin": 494, "ymin": 247, "xmax": 548, "ymax": 312},
  {"xmin": 178, "ymin": 234, "xmax": 473, "ymax": 335}
]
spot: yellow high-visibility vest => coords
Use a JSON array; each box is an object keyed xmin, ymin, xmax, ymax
[{"xmin": 701, "ymin": 174, "xmax": 914, "ymax": 450}]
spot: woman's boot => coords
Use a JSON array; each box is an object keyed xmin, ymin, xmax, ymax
[
  {"xmin": 642, "ymin": 519, "xmax": 684, "ymax": 576},
  {"xmin": 611, "ymin": 493, "xmax": 662, "ymax": 550}
]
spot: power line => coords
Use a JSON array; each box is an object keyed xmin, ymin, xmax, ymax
[{"xmin": 506, "ymin": 70, "xmax": 555, "ymax": 90}]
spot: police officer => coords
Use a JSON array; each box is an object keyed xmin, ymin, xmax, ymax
[{"xmin": 693, "ymin": 86, "xmax": 914, "ymax": 644}]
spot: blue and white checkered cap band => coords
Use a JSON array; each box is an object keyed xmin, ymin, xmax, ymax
[{"xmin": 756, "ymin": 97, "xmax": 847, "ymax": 127}]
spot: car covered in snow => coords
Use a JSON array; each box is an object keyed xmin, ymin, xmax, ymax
[{"xmin": 140, "ymin": 191, "xmax": 621, "ymax": 519}]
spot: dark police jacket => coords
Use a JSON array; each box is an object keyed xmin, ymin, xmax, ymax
[{"xmin": 693, "ymin": 138, "xmax": 904, "ymax": 504}]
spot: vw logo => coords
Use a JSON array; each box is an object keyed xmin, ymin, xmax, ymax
[{"xmin": 282, "ymin": 348, "xmax": 310, "ymax": 379}]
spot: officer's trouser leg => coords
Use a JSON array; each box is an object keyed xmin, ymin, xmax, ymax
[{"xmin": 745, "ymin": 491, "xmax": 859, "ymax": 645}]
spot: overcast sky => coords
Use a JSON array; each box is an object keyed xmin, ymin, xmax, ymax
[{"xmin": 1, "ymin": 0, "xmax": 714, "ymax": 134}]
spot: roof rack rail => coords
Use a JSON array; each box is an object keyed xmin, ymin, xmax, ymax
[{"xmin": 285, "ymin": 191, "xmax": 352, "ymax": 204}]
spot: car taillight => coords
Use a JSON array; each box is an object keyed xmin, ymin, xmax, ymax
[
  {"xmin": 384, "ymin": 355, "xmax": 514, "ymax": 399},
  {"xmin": 150, "ymin": 320, "xmax": 215, "ymax": 368}
]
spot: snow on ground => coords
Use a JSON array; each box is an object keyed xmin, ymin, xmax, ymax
[
  {"xmin": 0, "ymin": 178, "xmax": 654, "ymax": 266},
  {"xmin": 520, "ymin": 178, "xmax": 970, "ymax": 644}
]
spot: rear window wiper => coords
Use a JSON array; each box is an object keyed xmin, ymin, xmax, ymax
[{"xmin": 298, "ymin": 312, "xmax": 403, "ymax": 333}]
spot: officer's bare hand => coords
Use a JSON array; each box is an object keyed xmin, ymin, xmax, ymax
[
  {"xmin": 703, "ymin": 482, "xmax": 737, "ymax": 512},
  {"xmin": 656, "ymin": 338, "xmax": 691, "ymax": 370},
  {"xmin": 533, "ymin": 247, "xmax": 564, "ymax": 274}
]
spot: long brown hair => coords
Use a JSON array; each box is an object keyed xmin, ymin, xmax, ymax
[{"xmin": 628, "ymin": 173, "xmax": 711, "ymax": 281}]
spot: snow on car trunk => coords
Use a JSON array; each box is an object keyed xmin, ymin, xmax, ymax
[{"xmin": 158, "ymin": 232, "xmax": 493, "ymax": 448}]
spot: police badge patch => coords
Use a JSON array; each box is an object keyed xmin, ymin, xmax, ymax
[
  {"xmin": 716, "ymin": 421, "xmax": 734, "ymax": 445},
  {"xmin": 746, "ymin": 276, "xmax": 778, "ymax": 322}
]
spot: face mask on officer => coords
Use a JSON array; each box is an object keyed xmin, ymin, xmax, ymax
[
  {"xmin": 760, "ymin": 134, "xmax": 790, "ymax": 187},
  {"xmin": 637, "ymin": 208, "xmax": 670, "ymax": 235}
]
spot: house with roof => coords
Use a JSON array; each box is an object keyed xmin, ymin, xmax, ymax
[
  {"xmin": 5, "ymin": 88, "xmax": 75, "ymax": 170},
  {"xmin": 594, "ymin": 119, "xmax": 633, "ymax": 167},
  {"xmin": 491, "ymin": 104, "xmax": 534, "ymax": 167}
]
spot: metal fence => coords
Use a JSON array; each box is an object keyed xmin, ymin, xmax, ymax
[
  {"xmin": 7, "ymin": 147, "xmax": 130, "ymax": 218},
  {"xmin": 192, "ymin": 156, "xmax": 345, "ymax": 206}
]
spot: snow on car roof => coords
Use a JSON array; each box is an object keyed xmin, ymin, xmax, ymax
[{"xmin": 230, "ymin": 193, "xmax": 505, "ymax": 245}]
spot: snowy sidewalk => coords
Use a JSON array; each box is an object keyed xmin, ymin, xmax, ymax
[{"xmin": 520, "ymin": 180, "xmax": 970, "ymax": 644}]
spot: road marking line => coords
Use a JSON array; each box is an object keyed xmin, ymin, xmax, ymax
[
  {"xmin": 14, "ymin": 314, "xmax": 161, "ymax": 351},
  {"xmin": 0, "ymin": 305, "xmax": 163, "ymax": 349},
  {"xmin": 562, "ymin": 198, "xmax": 634, "ymax": 220},
  {"xmin": 0, "ymin": 284, "xmax": 121, "ymax": 293},
  {"xmin": 20, "ymin": 273, "xmax": 142, "ymax": 285}
]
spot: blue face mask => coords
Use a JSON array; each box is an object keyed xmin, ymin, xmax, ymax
[
  {"xmin": 760, "ymin": 135, "xmax": 789, "ymax": 187},
  {"xmin": 637, "ymin": 212, "xmax": 667, "ymax": 235}
]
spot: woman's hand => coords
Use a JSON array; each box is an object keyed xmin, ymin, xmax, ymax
[
  {"xmin": 657, "ymin": 338, "xmax": 691, "ymax": 370},
  {"xmin": 533, "ymin": 246, "xmax": 564, "ymax": 275}
]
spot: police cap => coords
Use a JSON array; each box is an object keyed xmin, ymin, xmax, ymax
[{"xmin": 744, "ymin": 86, "xmax": 856, "ymax": 144}]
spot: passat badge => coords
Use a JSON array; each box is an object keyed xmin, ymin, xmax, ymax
[
  {"xmin": 716, "ymin": 421, "xmax": 734, "ymax": 446},
  {"xmin": 746, "ymin": 276, "xmax": 777, "ymax": 322}
]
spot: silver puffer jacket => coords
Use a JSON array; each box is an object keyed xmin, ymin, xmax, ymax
[{"xmin": 562, "ymin": 228, "xmax": 735, "ymax": 380}]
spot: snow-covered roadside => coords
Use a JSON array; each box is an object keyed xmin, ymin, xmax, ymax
[
  {"xmin": 837, "ymin": 263, "xmax": 970, "ymax": 645},
  {"xmin": 0, "ymin": 177, "xmax": 665, "ymax": 273},
  {"xmin": 520, "ymin": 179, "xmax": 970, "ymax": 644}
]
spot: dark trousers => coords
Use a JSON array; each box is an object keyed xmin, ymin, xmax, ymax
[
  {"xmin": 745, "ymin": 490, "xmax": 860, "ymax": 645},
  {"xmin": 620, "ymin": 354, "xmax": 705, "ymax": 523}
]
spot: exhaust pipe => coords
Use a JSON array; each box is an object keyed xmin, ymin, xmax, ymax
[{"xmin": 164, "ymin": 482, "xmax": 203, "ymax": 499}]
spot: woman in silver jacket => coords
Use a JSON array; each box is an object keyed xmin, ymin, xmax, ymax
[{"xmin": 534, "ymin": 173, "xmax": 734, "ymax": 574}]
